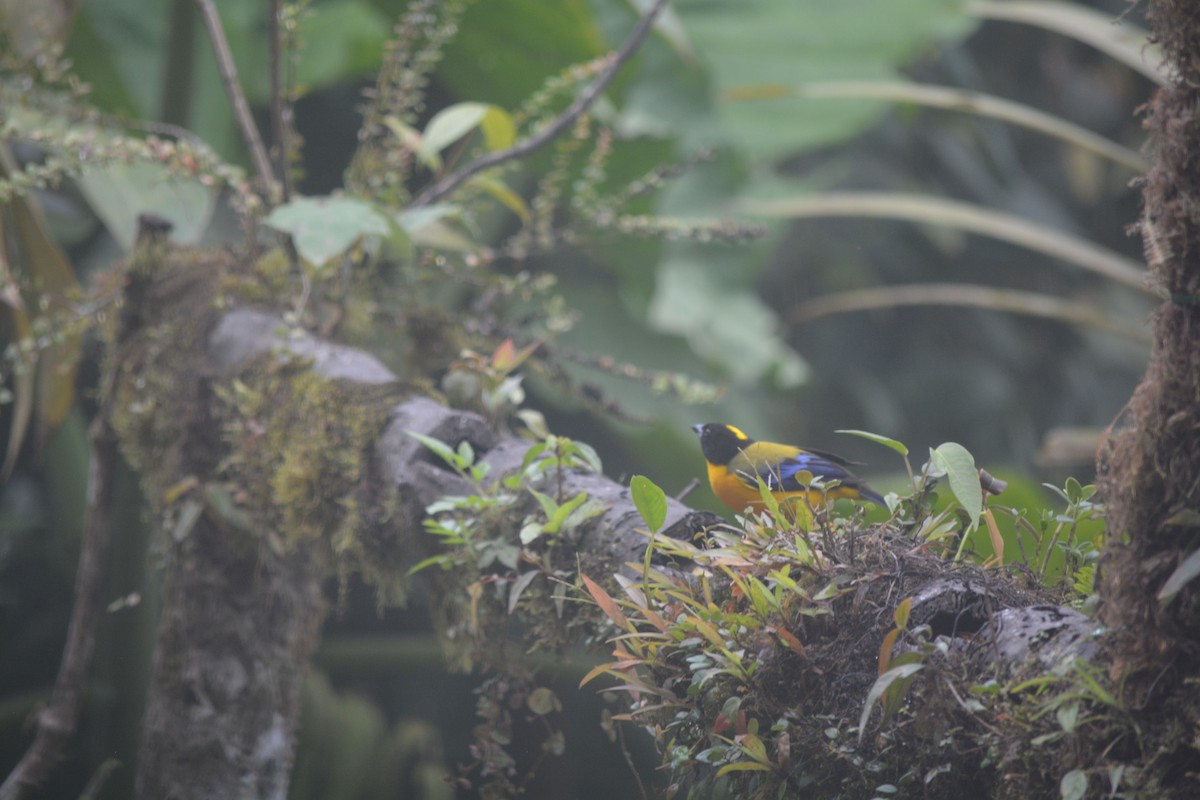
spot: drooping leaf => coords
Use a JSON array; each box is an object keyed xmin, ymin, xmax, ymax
[
  {"xmin": 838, "ymin": 429, "xmax": 909, "ymax": 457},
  {"xmin": 931, "ymin": 442, "xmax": 982, "ymax": 530},
  {"xmin": 0, "ymin": 145, "xmax": 81, "ymax": 453},
  {"xmin": 508, "ymin": 569, "xmax": 540, "ymax": 613},
  {"xmin": 858, "ymin": 663, "xmax": 923, "ymax": 742},
  {"xmin": 581, "ymin": 572, "xmax": 630, "ymax": 631}
]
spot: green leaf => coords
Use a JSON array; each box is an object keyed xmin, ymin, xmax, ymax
[
  {"xmin": 1157, "ymin": 548, "xmax": 1200, "ymax": 604},
  {"xmin": 467, "ymin": 174, "xmax": 532, "ymax": 222},
  {"xmin": 1060, "ymin": 768, "xmax": 1088, "ymax": 800},
  {"xmin": 395, "ymin": 204, "xmax": 482, "ymax": 252},
  {"xmin": 526, "ymin": 686, "xmax": 558, "ymax": 715},
  {"xmin": 567, "ymin": 440, "xmax": 603, "ymax": 473},
  {"xmin": 858, "ymin": 663, "xmax": 923, "ymax": 742},
  {"xmin": 931, "ymin": 442, "xmax": 982, "ymax": 530},
  {"xmin": 677, "ymin": 0, "xmax": 978, "ymax": 160},
  {"xmin": 837, "ymin": 429, "xmax": 909, "ymax": 457},
  {"xmin": 630, "ymin": 475, "xmax": 668, "ymax": 533},
  {"xmin": 294, "ymin": 1, "xmax": 390, "ymax": 91},
  {"xmin": 519, "ymin": 521, "xmax": 545, "ymax": 545},
  {"xmin": 892, "ymin": 597, "xmax": 912, "ymax": 630},
  {"xmin": 265, "ymin": 196, "xmax": 390, "ymax": 266},
  {"xmin": 563, "ymin": 498, "xmax": 607, "ymax": 529},
  {"xmin": 546, "ymin": 491, "xmax": 590, "ymax": 532},
  {"xmin": 407, "ymin": 554, "xmax": 450, "ymax": 576},
  {"xmin": 508, "ymin": 569, "xmax": 539, "ymax": 613},
  {"xmin": 1056, "ymin": 701, "xmax": 1080, "ymax": 734},
  {"xmin": 419, "ymin": 102, "xmax": 514, "ymax": 166},
  {"xmin": 407, "ymin": 431, "xmax": 461, "ymax": 470},
  {"xmin": 477, "ymin": 105, "xmax": 516, "ymax": 151},
  {"xmin": 528, "ymin": 488, "xmax": 560, "ymax": 521},
  {"xmin": 76, "ymin": 161, "xmax": 216, "ymax": 250},
  {"xmin": 649, "ymin": 262, "xmax": 809, "ymax": 387},
  {"xmin": 715, "ymin": 761, "xmax": 772, "ymax": 777}
]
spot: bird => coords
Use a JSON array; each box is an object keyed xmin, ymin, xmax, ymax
[{"xmin": 692, "ymin": 423, "xmax": 886, "ymax": 517}]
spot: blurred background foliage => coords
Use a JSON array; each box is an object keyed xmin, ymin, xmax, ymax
[{"xmin": 0, "ymin": 0, "xmax": 1155, "ymax": 797}]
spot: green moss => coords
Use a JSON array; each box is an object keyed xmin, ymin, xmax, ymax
[{"xmin": 103, "ymin": 244, "xmax": 415, "ymax": 602}]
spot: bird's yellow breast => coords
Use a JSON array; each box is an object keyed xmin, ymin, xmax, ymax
[{"xmin": 705, "ymin": 455, "xmax": 861, "ymax": 518}]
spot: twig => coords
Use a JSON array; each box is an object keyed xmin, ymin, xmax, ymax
[
  {"xmin": 0, "ymin": 422, "xmax": 119, "ymax": 800},
  {"xmin": 409, "ymin": 0, "xmax": 669, "ymax": 208},
  {"xmin": 943, "ymin": 678, "xmax": 1005, "ymax": 739},
  {"xmin": 675, "ymin": 477, "xmax": 700, "ymax": 502},
  {"xmin": 616, "ymin": 721, "xmax": 650, "ymax": 800},
  {"xmin": 194, "ymin": 0, "xmax": 277, "ymax": 195},
  {"xmin": 267, "ymin": 0, "xmax": 293, "ymax": 203}
]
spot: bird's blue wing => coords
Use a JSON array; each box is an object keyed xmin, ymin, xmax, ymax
[{"xmin": 760, "ymin": 452, "xmax": 852, "ymax": 492}]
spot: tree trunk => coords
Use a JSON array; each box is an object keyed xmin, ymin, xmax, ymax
[{"xmin": 1093, "ymin": 0, "xmax": 1200, "ymax": 794}]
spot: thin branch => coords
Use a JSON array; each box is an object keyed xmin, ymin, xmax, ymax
[
  {"xmin": 786, "ymin": 281, "xmax": 1152, "ymax": 344},
  {"xmin": 194, "ymin": 0, "xmax": 277, "ymax": 194},
  {"xmin": 0, "ymin": 422, "xmax": 119, "ymax": 800},
  {"xmin": 743, "ymin": 192, "xmax": 1152, "ymax": 294},
  {"xmin": 409, "ymin": 0, "xmax": 669, "ymax": 208},
  {"xmin": 267, "ymin": 0, "xmax": 293, "ymax": 202}
]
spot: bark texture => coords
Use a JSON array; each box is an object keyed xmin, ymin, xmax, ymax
[
  {"xmin": 1092, "ymin": 1, "xmax": 1200, "ymax": 794},
  {"xmin": 1097, "ymin": 0, "xmax": 1200, "ymax": 696},
  {"xmin": 119, "ymin": 300, "xmax": 712, "ymax": 799}
]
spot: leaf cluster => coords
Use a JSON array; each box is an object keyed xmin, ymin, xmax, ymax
[{"xmin": 578, "ymin": 432, "xmax": 1110, "ymax": 797}]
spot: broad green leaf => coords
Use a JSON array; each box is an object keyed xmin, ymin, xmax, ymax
[
  {"xmin": 630, "ymin": 474, "xmax": 668, "ymax": 532},
  {"xmin": 264, "ymin": 196, "xmax": 390, "ymax": 266},
  {"xmin": 931, "ymin": 442, "xmax": 982, "ymax": 529},
  {"xmin": 440, "ymin": 0, "xmax": 604, "ymax": 109},
  {"xmin": 419, "ymin": 103, "xmax": 514, "ymax": 166},
  {"xmin": 477, "ymin": 105, "xmax": 516, "ymax": 151},
  {"xmin": 1060, "ymin": 768, "xmax": 1088, "ymax": 800},
  {"xmin": 675, "ymin": 0, "xmax": 979, "ymax": 160},
  {"xmin": 77, "ymin": 161, "xmax": 217, "ymax": 249},
  {"xmin": 519, "ymin": 521, "xmax": 545, "ymax": 545},
  {"xmin": 838, "ymin": 429, "xmax": 909, "ymax": 457},
  {"xmin": 858, "ymin": 663, "xmax": 923, "ymax": 742},
  {"xmin": 294, "ymin": 1, "xmax": 390, "ymax": 91},
  {"xmin": 649, "ymin": 259, "xmax": 809, "ymax": 387}
]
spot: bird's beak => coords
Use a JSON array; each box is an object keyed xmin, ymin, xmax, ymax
[{"xmin": 691, "ymin": 424, "xmax": 703, "ymax": 436}]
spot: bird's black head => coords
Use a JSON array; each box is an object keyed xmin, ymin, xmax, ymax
[{"xmin": 692, "ymin": 423, "xmax": 754, "ymax": 465}]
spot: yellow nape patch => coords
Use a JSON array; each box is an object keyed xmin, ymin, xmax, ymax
[{"xmin": 726, "ymin": 425, "xmax": 750, "ymax": 441}]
